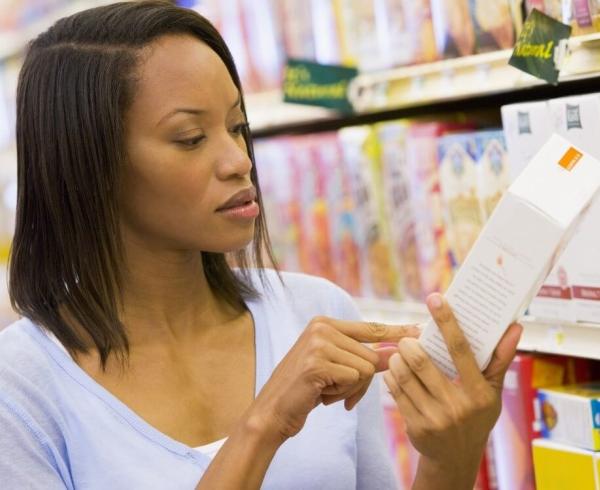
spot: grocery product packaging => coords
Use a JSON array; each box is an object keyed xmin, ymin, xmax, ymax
[
  {"xmin": 402, "ymin": 0, "xmax": 438, "ymax": 63},
  {"xmin": 549, "ymin": 93, "xmax": 600, "ymax": 323},
  {"xmin": 291, "ymin": 136, "xmax": 336, "ymax": 282},
  {"xmin": 339, "ymin": 126, "xmax": 398, "ymax": 299},
  {"xmin": 405, "ymin": 122, "xmax": 472, "ymax": 297},
  {"xmin": 532, "ymin": 439, "xmax": 597, "ymax": 490},
  {"xmin": 475, "ymin": 129, "xmax": 511, "ymax": 219},
  {"xmin": 275, "ymin": 0, "xmax": 316, "ymax": 60},
  {"xmin": 492, "ymin": 354, "xmax": 592, "ymax": 490},
  {"xmin": 568, "ymin": 199, "xmax": 600, "ymax": 323},
  {"xmin": 537, "ymin": 383, "xmax": 600, "ymax": 450},
  {"xmin": 472, "ymin": 0, "xmax": 520, "ymax": 52},
  {"xmin": 318, "ymin": 133, "xmax": 362, "ymax": 295},
  {"xmin": 438, "ymin": 132, "xmax": 485, "ymax": 267},
  {"xmin": 431, "ymin": 0, "xmax": 477, "ymax": 57},
  {"xmin": 254, "ymin": 138, "xmax": 300, "ymax": 271},
  {"xmin": 420, "ymin": 134, "xmax": 600, "ymax": 379},
  {"xmin": 377, "ymin": 121, "xmax": 423, "ymax": 300},
  {"xmin": 502, "ymin": 100, "xmax": 554, "ymax": 181}
]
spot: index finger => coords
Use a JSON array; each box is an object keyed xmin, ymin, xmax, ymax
[
  {"xmin": 426, "ymin": 293, "xmax": 484, "ymax": 387},
  {"xmin": 324, "ymin": 317, "xmax": 421, "ymax": 344}
]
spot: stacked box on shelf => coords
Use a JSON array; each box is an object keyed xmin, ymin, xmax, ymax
[
  {"xmin": 501, "ymin": 99, "xmax": 570, "ymax": 320},
  {"xmin": 404, "ymin": 122, "xmax": 472, "ymax": 296},
  {"xmin": 492, "ymin": 354, "xmax": 592, "ymax": 490},
  {"xmin": 238, "ymin": 0, "xmax": 285, "ymax": 91},
  {"xmin": 320, "ymin": 135, "xmax": 363, "ymax": 296},
  {"xmin": 476, "ymin": 129, "xmax": 511, "ymax": 220},
  {"xmin": 377, "ymin": 121, "xmax": 423, "ymax": 301},
  {"xmin": 437, "ymin": 131, "xmax": 485, "ymax": 267},
  {"xmin": 336, "ymin": 0, "xmax": 433, "ymax": 70},
  {"xmin": 501, "ymin": 100, "xmax": 554, "ymax": 181},
  {"xmin": 274, "ymin": 0, "xmax": 316, "ymax": 60},
  {"xmin": 430, "ymin": 0, "xmax": 477, "ymax": 57},
  {"xmin": 404, "ymin": 0, "xmax": 439, "ymax": 63},
  {"xmin": 532, "ymin": 439, "xmax": 598, "ymax": 490},
  {"xmin": 254, "ymin": 138, "xmax": 301, "ymax": 273},
  {"xmin": 185, "ymin": 0, "xmax": 283, "ymax": 93},
  {"xmin": 290, "ymin": 135, "xmax": 337, "ymax": 283},
  {"xmin": 307, "ymin": 0, "xmax": 342, "ymax": 65},
  {"xmin": 547, "ymin": 93, "xmax": 600, "ymax": 323},
  {"xmin": 313, "ymin": 132, "xmax": 363, "ymax": 295},
  {"xmin": 431, "ymin": 0, "xmax": 520, "ymax": 58},
  {"xmin": 339, "ymin": 126, "xmax": 399, "ymax": 299},
  {"xmin": 471, "ymin": 0, "xmax": 522, "ymax": 52},
  {"xmin": 537, "ymin": 383, "xmax": 600, "ymax": 451},
  {"xmin": 527, "ymin": 0, "xmax": 600, "ymax": 36}
]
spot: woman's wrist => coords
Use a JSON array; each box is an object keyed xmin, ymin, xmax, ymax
[
  {"xmin": 239, "ymin": 403, "xmax": 289, "ymax": 450},
  {"xmin": 413, "ymin": 450, "xmax": 484, "ymax": 490}
]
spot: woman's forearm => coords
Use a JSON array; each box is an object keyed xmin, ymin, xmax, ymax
[{"xmin": 195, "ymin": 411, "xmax": 285, "ymax": 490}]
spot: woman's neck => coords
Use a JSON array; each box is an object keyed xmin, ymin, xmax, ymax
[{"xmin": 119, "ymin": 238, "xmax": 241, "ymax": 348}]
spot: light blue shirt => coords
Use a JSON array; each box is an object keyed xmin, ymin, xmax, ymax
[{"xmin": 0, "ymin": 270, "xmax": 397, "ymax": 489}]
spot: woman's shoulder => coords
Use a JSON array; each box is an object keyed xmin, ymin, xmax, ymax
[
  {"xmin": 0, "ymin": 317, "xmax": 48, "ymax": 369},
  {"xmin": 0, "ymin": 318, "xmax": 64, "ymax": 407},
  {"xmin": 247, "ymin": 269, "xmax": 361, "ymax": 322}
]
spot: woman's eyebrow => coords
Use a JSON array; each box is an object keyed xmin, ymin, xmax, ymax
[{"xmin": 156, "ymin": 92, "xmax": 241, "ymax": 127}]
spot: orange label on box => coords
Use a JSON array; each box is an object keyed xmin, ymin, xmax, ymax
[{"xmin": 559, "ymin": 147, "xmax": 583, "ymax": 171}]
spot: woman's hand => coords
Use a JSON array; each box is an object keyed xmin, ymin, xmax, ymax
[
  {"xmin": 384, "ymin": 293, "xmax": 522, "ymax": 490},
  {"xmin": 251, "ymin": 316, "xmax": 420, "ymax": 443}
]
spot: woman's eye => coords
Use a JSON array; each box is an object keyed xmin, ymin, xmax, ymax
[
  {"xmin": 230, "ymin": 122, "xmax": 249, "ymax": 135},
  {"xmin": 175, "ymin": 135, "xmax": 205, "ymax": 148}
]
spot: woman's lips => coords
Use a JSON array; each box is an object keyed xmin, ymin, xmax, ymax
[{"xmin": 216, "ymin": 200, "xmax": 260, "ymax": 220}]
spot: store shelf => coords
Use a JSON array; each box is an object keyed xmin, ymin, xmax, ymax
[
  {"xmin": 0, "ymin": 0, "xmax": 115, "ymax": 60},
  {"xmin": 250, "ymin": 34, "xmax": 600, "ymax": 138},
  {"xmin": 246, "ymin": 90, "xmax": 337, "ymax": 135},
  {"xmin": 348, "ymin": 33, "xmax": 600, "ymax": 113},
  {"xmin": 355, "ymin": 298, "xmax": 600, "ymax": 361}
]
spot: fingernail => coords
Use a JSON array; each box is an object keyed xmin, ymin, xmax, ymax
[{"xmin": 427, "ymin": 293, "xmax": 443, "ymax": 311}]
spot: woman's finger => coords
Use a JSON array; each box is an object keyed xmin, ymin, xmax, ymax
[
  {"xmin": 426, "ymin": 293, "xmax": 483, "ymax": 388},
  {"xmin": 383, "ymin": 371, "xmax": 422, "ymax": 422},
  {"xmin": 344, "ymin": 378, "xmax": 372, "ymax": 411},
  {"xmin": 323, "ymin": 362, "xmax": 361, "ymax": 387},
  {"xmin": 315, "ymin": 316, "xmax": 421, "ymax": 344},
  {"xmin": 325, "ymin": 344, "xmax": 376, "ymax": 380},
  {"xmin": 388, "ymin": 353, "xmax": 432, "ymax": 413},
  {"xmin": 322, "ymin": 378, "xmax": 371, "ymax": 407},
  {"xmin": 397, "ymin": 338, "xmax": 453, "ymax": 404},
  {"xmin": 328, "ymin": 327, "xmax": 381, "ymax": 366},
  {"xmin": 373, "ymin": 346, "xmax": 399, "ymax": 372},
  {"xmin": 483, "ymin": 323, "xmax": 523, "ymax": 391}
]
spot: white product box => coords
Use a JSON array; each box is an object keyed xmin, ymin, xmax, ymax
[
  {"xmin": 501, "ymin": 101, "xmax": 554, "ymax": 181},
  {"xmin": 537, "ymin": 383, "xmax": 600, "ymax": 451},
  {"xmin": 566, "ymin": 198, "xmax": 600, "ymax": 323},
  {"xmin": 420, "ymin": 135, "xmax": 600, "ymax": 379},
  {"xmin": 528, "ymin": 260, "xmax": 577, "ymax": 322},
  {"xmin": 549, "ymin": 93, "xmax": 600, "ymax": 323}
]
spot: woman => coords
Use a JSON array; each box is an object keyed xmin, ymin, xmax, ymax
[{"xmin": 0, "ymin": 2, "xmax": 521, "ymax": 489}]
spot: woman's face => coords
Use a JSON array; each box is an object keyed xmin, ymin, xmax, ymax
[{"xmin": 121, "ymin": 35, "xmax": 257, "ymax": 254}]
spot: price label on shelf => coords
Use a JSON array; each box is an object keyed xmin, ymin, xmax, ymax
[
  {"xmin": 546, "ymin": 325, "xmax": 566, "ymax": 348},
  {"xmin": 509, "ymin": 8, "xmax": 572, "ymax": 85}
]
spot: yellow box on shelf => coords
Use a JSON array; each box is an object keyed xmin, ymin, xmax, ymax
[{"xmin": 532, "ymin": 439, "xmax": 598, "ymax": 490}]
